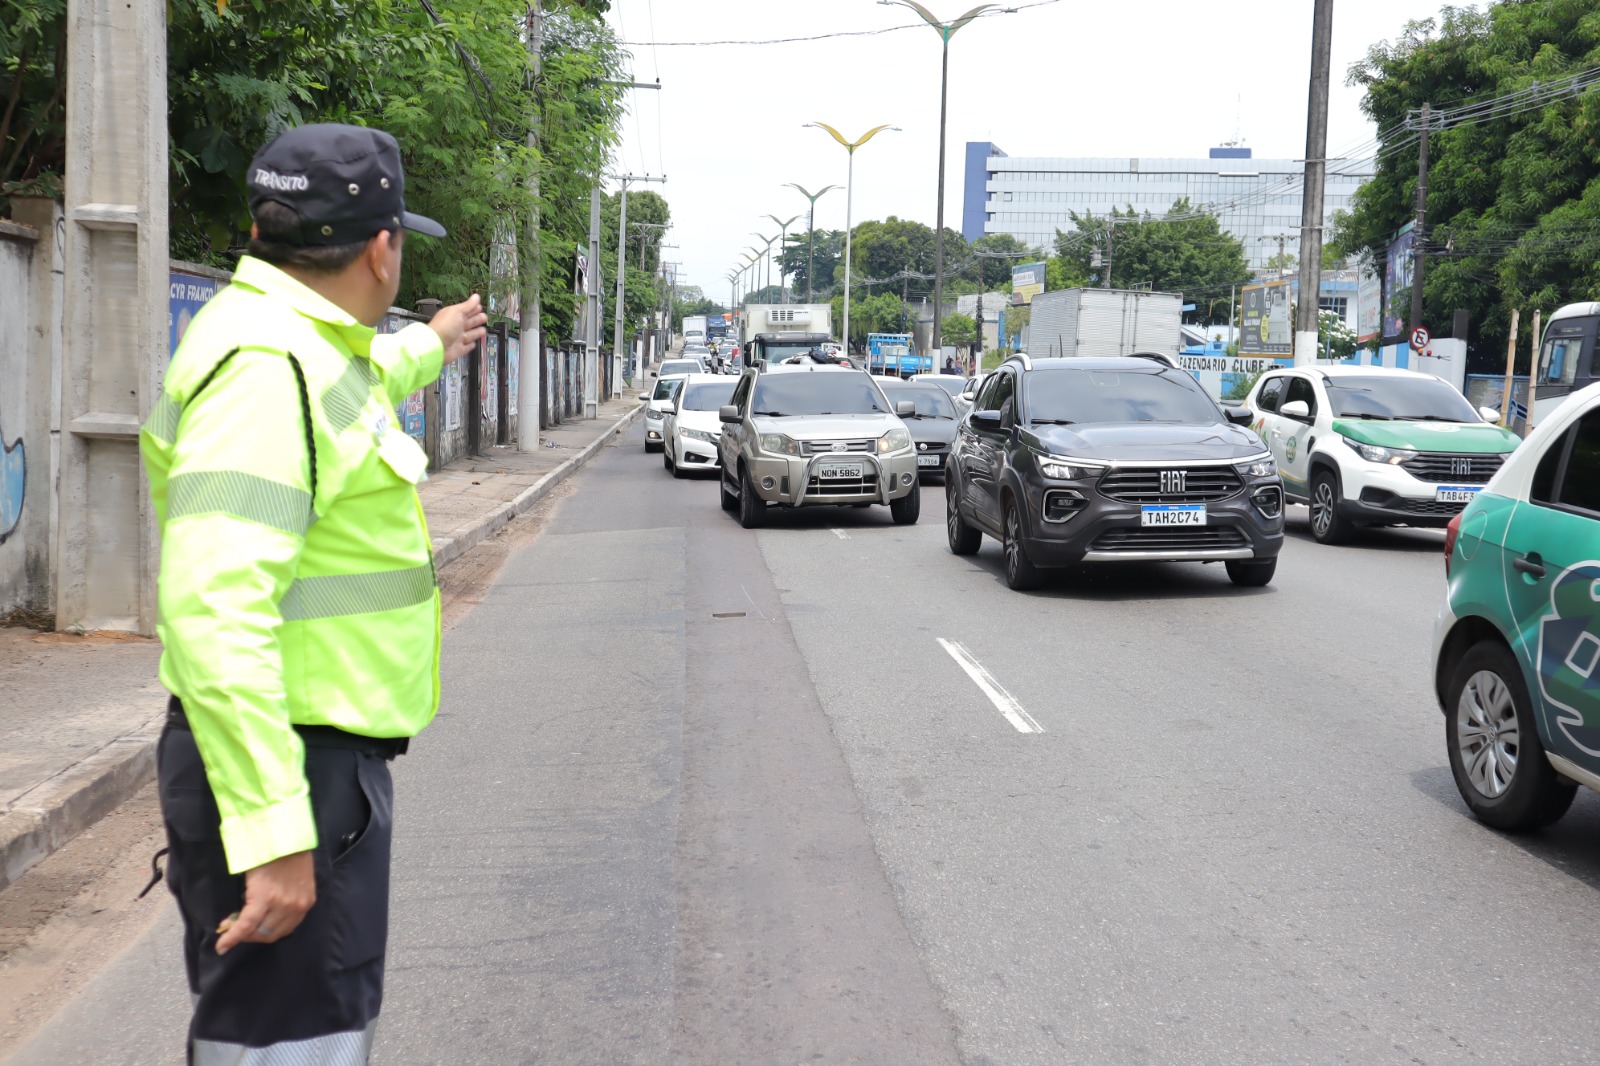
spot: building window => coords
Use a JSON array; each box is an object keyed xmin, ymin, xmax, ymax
[{"xmin": 1319, "ymin": 296, "xmax": 1348, "ymax": 318}]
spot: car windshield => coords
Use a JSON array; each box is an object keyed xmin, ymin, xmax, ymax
[
  {"xmin": 1325, "ymin": 376, "xmax": 1481, "ymax": 421},
  {"xmin": 750, "ymin": 373, "xmax": 889, "ymax": 416},
  {"xmin": 761, "ymin": 342, "xmax": 831, "ymax": 362},
  {"xmin": 920, "ymin": 377, "xmax": 966, "ymax": 399},
  {"xmin": 651, "ymin": 378, "xmax": 683, "ymax": 401},
  {"xmin": 882, "ymin": 386, "xmax": 955, "ymax": 419},
  {"xmin": 682, "ymin": 381, "xmax": 737, "ymax": 411},
  {"xmin": 1024, "ymin": 368, "xmax": 1223, "ymax": 425}
]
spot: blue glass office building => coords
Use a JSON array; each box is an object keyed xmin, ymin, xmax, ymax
[{"xmin": 962, "ymin": 143, "xmax": 1372, "ymax": 274}]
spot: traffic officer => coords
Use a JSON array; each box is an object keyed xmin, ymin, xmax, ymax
[{"xmin": 140, "ymin": 123, "xmax": 486, "ymax": 1063}]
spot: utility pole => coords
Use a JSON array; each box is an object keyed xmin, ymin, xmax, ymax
[
  {"xmin": 585, "ymin": 184, "xmax": 602, "ymax": 418},
  {"xmin": 613, "ymin": 173, "xmax": 665, "ymax": 398},
  {"xmin": 1294, "ymin": 0, "xmax": 1334, "ymax": 367},
  {"xmin": 1103, "ymin": 219, "xmax": 1116, "ymax": 288},
  {"xmin": 517, "ymin": 1, "xmax": 543, "ymax": 451},
  {"xmin": 1409, "ymin": 101, "xmax": 1433, "ymax": 338}
]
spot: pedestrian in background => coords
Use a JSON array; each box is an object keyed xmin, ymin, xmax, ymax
[{"xmin": 140, "ymin": 123, "xmax": 486, "ymax": 1063}]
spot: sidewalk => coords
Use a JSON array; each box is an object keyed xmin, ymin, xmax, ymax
[{"xmin": 0, "ymin": 395, "xmax": 642, "ymax": 892}]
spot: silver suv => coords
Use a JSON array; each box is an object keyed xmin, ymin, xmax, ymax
[{"xmin": 716, "ymin": 364, "xmax": 922, "ymax": 528}]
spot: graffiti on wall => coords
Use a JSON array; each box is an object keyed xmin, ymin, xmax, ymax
[{"xmin": 0, "ymin": 418, "xmax": 23, "ymax": 545}]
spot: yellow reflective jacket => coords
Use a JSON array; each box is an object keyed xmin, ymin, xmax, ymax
[{"xmin": 142, "ymin": 256, "xmax": 444, "ymax": 874}]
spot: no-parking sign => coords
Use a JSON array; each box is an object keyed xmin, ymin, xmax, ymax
[{"xmin": 1410, "ymin": 326, "xmax": 1431, "ymax": 352}]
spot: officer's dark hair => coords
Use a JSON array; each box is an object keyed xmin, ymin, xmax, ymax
[{"xmin": 247, "ymin": 200, "xmax": 400, "ymax": 275}]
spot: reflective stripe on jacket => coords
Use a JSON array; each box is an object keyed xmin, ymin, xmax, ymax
[{"xmin": 141, "ymin": 256, "xmax": 444, "ymax": 873}]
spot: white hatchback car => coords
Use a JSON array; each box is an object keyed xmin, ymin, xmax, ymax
[
  {"xmin": 663, "ymin": 374, "xmax": 739, "ymax": 477},
  {"xmin": 639, "ymin": 375, "xmax": 687, "ymax": 452}
]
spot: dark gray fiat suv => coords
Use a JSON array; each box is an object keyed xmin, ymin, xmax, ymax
[{"xmin": 945, "ymin": 354, "xmax": 1285, "ymax": 590}]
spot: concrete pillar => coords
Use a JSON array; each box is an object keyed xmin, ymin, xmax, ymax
[{"xmin": 55, "ymin": 0, "xmax": 168, "ymax": 634}]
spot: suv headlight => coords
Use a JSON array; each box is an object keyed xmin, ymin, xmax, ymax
[
  {"xmin": 1235, "ymin": 455, "xmax": 1277, "ymax": 478},
  {"xmin": 1039, "ymin": 458, "xmax": 1093, "ymax": 480},
  {"xmin": 759, "ymin": 433, "xmax": 800, "ymax": 456},
  {"xmin": 1340, "ymin": 435, "xmax": 1417, "ymax": 465},
  {"xmin": 878, "ymin": 428, "xmax": 912, "ymax": 453}
]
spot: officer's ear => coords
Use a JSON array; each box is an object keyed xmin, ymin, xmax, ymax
[{"xmin": 366, "ymin": 229, "xmax": 403, "ymax": 285}]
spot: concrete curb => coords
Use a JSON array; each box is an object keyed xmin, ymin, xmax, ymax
[
  {"xmin": 430, "ymin": 403, "xmax": 642, "ymax": 570},
  {"xmin": 0, "ymin": 715, "xmax": 164, "ymax": 892},
  {"xmin": 0, "ymin": 403, "xmax": 642, "ymax": 893}
]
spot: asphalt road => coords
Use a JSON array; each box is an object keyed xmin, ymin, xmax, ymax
[{"xmin": 13, "ymin": 424, "xmax": 1600, "ymax": 1065}]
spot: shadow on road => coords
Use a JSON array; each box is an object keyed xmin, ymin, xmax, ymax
[
  {"xmin": 1409, "ymin": 764, "xmax": 1600, "ymax": 891},
  {"xmin": 1282, "ymin": 505, "xmax": 1447, "ymax": 554},
  {"xmin": 959, "ymin": 546, "xmax": 1277, "ymax": 602}
]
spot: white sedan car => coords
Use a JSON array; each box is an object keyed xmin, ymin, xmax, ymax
[
  {"xmin": 663, "ymin": 374, "xmax": 739, "ymax": 478},
  {"xmin": 656, "ymin": 357, "xmax": 705, "ymax": 379},
  {"xmin": 638, "ymin": 375, "xmax": 686, "ymax": 452}
]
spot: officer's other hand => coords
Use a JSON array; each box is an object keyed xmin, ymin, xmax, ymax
[
  {"xmin": 216, "ymin": 850, "xmax": 316, "ymax": 955},
  {"xmin": 430, "ymin": 294, "xmax": 489, "ymax": 365}
]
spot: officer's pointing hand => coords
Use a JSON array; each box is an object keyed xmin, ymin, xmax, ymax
[{"xmin": 430, "ymin": 294, "xmax": 489, "ymax": 365}]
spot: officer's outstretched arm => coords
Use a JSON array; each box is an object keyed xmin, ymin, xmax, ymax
[
  {"xmin": 156, "ymin": 351, "xmax": 318, "ymax": 876},
  {"xmin": 369, "ymin": 322, "xmax": 446, "ymax": 401}
]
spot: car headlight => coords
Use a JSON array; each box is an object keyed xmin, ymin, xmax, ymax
[
  {"xmin": 878, "ymin": 428, "xmax": 912, "ymax": 453},
  {"xmin": 683, "ymin": 428, "xmax": 718, "ymax": 443},
  {"xmin": 1039, "ymin": 458, "xmax": 1093, "ymax": 480},
  {"xmin": 759, "ymin": 433, "xmax": 800, "ymax": 456},
  {"xmin": 1235, "ymin": 455, "xmax": 1277, "ymax": 478},
  {"xmin": 645, "ymin": 408, "xmax": 663, "ymax": 420},
  {"xmin": 1340, "ymin": 435, "xmax": 1417, "ymax": 465}
]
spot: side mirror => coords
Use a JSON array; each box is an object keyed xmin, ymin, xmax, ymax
[
  {"xmin": 719, "ymin": 405, "xmax": 741, "ymax": 425},
  {"xmin": 1279, "ymin": 399, "xmax": 1311, "ymax": 420},
  {"xmin": 896, "ymin": 400, "xmax": 916, "ymax": 417},
  {"xmin": 970, "ymin": 409, "xmax": 1003, "ymax": 431},
  {"xmin": 1224, "ymin": 405, "xmax": 1254, "ymax": 426},
  {"xmin": 1478, "ymin": 405, "xmax": 1502, "ymax": 423},
  {"xmin": 637, "ymin": 393, "xmax": 649, "ymax": 402}
]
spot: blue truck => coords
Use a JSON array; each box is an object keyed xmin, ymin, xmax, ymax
[{"xmin": 867, "ymin": 333, "xmax": 931, "ymax": 378}]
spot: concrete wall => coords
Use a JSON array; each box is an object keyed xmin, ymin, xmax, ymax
[{"xmin": 0, "ymin": 201, "xmax": 63, "ymax": 620}]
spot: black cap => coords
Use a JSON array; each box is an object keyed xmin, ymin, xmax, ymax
[{"xmin": 246, "ymin": 124, "xmax": 446, "ymax": 246}]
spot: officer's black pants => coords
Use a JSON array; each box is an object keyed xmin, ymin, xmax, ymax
[{"xmin": 157, "ymin": 724, "xmax": 394, "ymax": 1065}]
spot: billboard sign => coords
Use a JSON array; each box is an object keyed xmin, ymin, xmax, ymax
[
  {"xmin": 1383, "ymin": 223, "xmax": 1415, "ymax": 342},
  {"xmin": 1239, "ymin": 278, "xmax": 1295, "ymax": 356},
  {"xmin": 169, "ymin": 271, "xmax": 221, "ymax": 358},
  {"xmin": 1356, "ymin": 265, "xmax": 1383, "ymax": 344},
  {"xmin": 1011, "ymin": 261, "xmax": 1047, "ymax": 305}
]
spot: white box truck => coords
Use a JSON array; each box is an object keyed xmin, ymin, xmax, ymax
[
  {"xmin": 682, "ymin": 315, "xmax": 707, "ymax": 347},
  {"xmin": 739, "ymin": 303, "xmax": 833, "ymax": 343},
  {"xmin": 1026, "ymin": 288, "xmax": 1183, "ymax": 359}
]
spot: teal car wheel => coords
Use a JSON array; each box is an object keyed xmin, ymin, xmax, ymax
[{"xmin": 1445, "ymin": 640, "xmax": 1576, "ymax": 831}]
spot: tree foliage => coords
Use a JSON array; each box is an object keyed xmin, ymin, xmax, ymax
[
  {"xmin": 0, "ymin": 0, "xmax": 67, "ymax": 203},
  {"xmin": 941, "ymin": 313, "xmax": 977, "ymax": 347},
  {"xmin": 1336, "ymin": 2, "xmax": 1600, "ymax": 364},
  {"xmin": 1052, "ymin": 199, "xmax": 1251, "ymax": 307}
]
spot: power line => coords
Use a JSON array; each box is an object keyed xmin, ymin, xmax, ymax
[{"xmin": 618, "ymin": 0, "xmax": 1059, "ymax": 47}]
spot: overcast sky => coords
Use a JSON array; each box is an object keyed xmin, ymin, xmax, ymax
[{"xmin": 602, "ymin": 0, "xmax": 1462, "ymax": 302}]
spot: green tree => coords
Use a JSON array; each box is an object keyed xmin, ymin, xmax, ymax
[
  {"xmin": 828, "ymin": 290, "xmax": 908, "ymax": 347},
  {"xmin": 0, "ymin": 0, "xmax": 67, "ymax": 204},
  {"xmin": 1338, "ymin": 2, "xmax": 1600, "ymax": 364},
  {"xmin": 971, "ymin": 232, "xmax": 1039, "ymax": 292},
  {"xmin": 941, "ymin": 312, "xmax": 977, "ymax": 347},
  {"xmin": 778, "ymin": 228, "xmax": 843, "ymax": 301},
  {"xmin": 1054, "ymin": 199, "xmax": 1251, "ymax": 300}
]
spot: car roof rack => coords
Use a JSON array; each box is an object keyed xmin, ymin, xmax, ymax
[
  {"xmin": 1128, "ymin": 351, "xmax": 1180, "ymax": 368},
  {"xmin": 1004, "ymin": 351, "xmax": 1032, "ymax": 370}
]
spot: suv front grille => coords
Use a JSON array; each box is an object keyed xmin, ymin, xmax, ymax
[
  {"xmin": 1097, "ymin": 467, "xmax": 1245, "ymax": 504},
  {"xmin": 1089, "ymin": 527, "xmax": 1249, "ymax": 552},
  {"xmin": 1399, "ymin": 453, "xmax": 1504, "ymax": 484},
  {"xmin": 807, "ymin": 472, "xmax": 879, "ymax": 495},
  {"xmin": 800, "ymin": 439, "xmax": 874, "ymax": 455}
]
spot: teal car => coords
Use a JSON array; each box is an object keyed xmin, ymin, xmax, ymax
[{"xmin": 1433, "ymin": 381, "xmax": 1600, "ymax": 830}]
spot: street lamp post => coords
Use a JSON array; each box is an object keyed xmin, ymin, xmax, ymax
[
  {"xmin": 879, "ymin": 1, "xmax": 1012, "ymax": 356},
  {"xmin": 805, "ymin": 122, "xmax": 898, "ymax": 353},
  {"xmin": 751, "ymin": 232, "xmax": 778, "ymax": 303},
  {"xmin": 764, "ymin": 215, "xmax": 802, "ymax": 304},
  {"xmin": 783, "ymin": 184, "xmax": 841, "ymax": 304}
]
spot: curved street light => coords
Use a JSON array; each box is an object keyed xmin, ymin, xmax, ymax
[
  {"xmin": 764, "ymin": 215, "xmax": 802, "ymax": 305},
  {"xmin": 805, "ymin": 122, "xmax": 898, "ymax": 352},
  {"xmin": 878, "ymin": 0, "xmax": 1013, "ymax": 353},
  {"xmin": 784, "ymin": 184, "xmax": 841, "ymax": 304},
  {"xmin": 750, "ymin": 232, "xmax": 779, "ymax": 305}
]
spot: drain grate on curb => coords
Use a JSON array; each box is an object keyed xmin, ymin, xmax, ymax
[{"xmin": 711, "ymin": 611, "xmax": 746, "ymax": 619}]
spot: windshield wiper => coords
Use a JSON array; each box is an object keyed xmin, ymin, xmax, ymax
[
  {"xmin": 1406, "ymin": 414, "xmax": 1467, "ymax": 422},
  {"xmin": 1340, "ymin": 412, "xmax": 1393, "ymax": 420},
  {"xmin": 753, "ymin": 410, "xmax": 787, "ymax": 417},
  {"xmin": 1030, "ymin": 418, "xmax": 1076, "ymax": 425}
]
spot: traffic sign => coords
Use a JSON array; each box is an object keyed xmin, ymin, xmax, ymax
[{"xmin": 1410, "ymin": 326, "xmax": 1430, "ymax": 351}]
